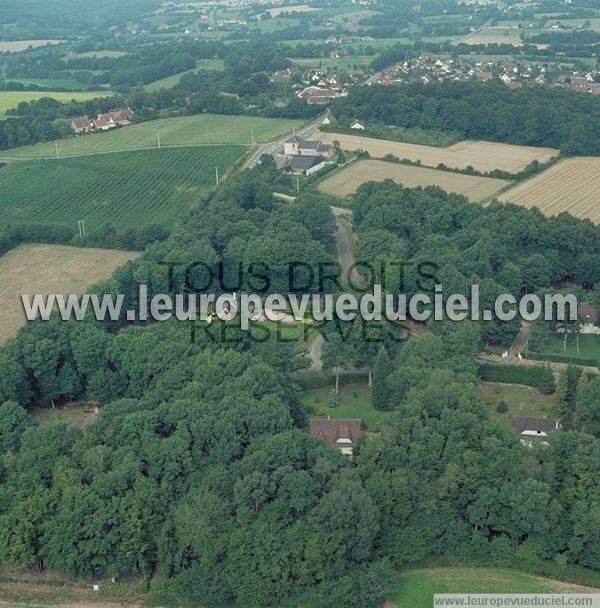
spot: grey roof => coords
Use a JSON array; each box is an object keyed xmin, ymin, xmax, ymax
[
  {"xmin": 289, "ymin": 155, "xmax": 323, "ymax": 171},
  {"xmin": 513, "ymin": 417, "xmax": 559, "ymax": 434},
  {"xmin": 299, "ymin": 139, "xmax": 331, "ymax": 153}
]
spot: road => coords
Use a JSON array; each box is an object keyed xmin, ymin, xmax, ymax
[{"xmin": 243, "ymin": 113, "xmax": 329, "ymax": 170}]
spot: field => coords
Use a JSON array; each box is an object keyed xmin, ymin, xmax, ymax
[
  {"xmin": 317, "ymin": 160, "xmax": 508, "ymax": 202},
  {"xmin": 478, "ymin": 381, "xmax": 554, "ymax": 431},
  {"xmin": 291, "ymin": 55, "xmax": 375, "ymax": 69},
  {"xmin": 1, "ymin": 77, "xmax": 91, "ymax": 91},
  {"xmin": 529, "ymin": 334, "xmax": 600, "ymax": 364},
  {"xmin": 316, "ymin": 132, "xmax": 559, "ymax": 173},
  {"xmin": 0, "ymin": 39, "xmax": 62, "ymax": 53},
  {"xmin": 499, "ymin": 158, "xmax": 600, "ymax": 223},
  {"xmin": 144, "ymin": 58, "xmax": 225, "ymax": 91},
  {"xmin": 0, "ymin": 244, "xmax": 139, "ymax": 343},
  {"xmin": 453, "ymin": 27, "xmax": 525, "ymax": 46},
  {"xmin": 263, "ymin": 4, "xmax": 317, "ymax": 17},
  {"xmin": 391, "ymin": 567, "xmax": 600, "ymax": 607},
  {"xmin": 300, "ymin": 383, "xmax": 386, "ymax": 431},
  {"xmin": 0, "ymin": 145, "xmax": 247, "ymax": 231},
  {"xmin": 68, "ymin": 50, "xmax": 128, "ymax": 58},
  {"xmin": 0, "ymin": 90, "xmax": 113, "ymax": 116},
  {"xmin": 0, "ymin": 114, "xmax": 302, "ymax": 159}
]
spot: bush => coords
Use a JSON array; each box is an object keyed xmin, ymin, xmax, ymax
[
  {"xmin": 478, "ymin": 362, "xmax": 549, "ymax": 389},
  {"xmin": 496, "ymin": 400, "xmax": 509, "ymax": 414}
]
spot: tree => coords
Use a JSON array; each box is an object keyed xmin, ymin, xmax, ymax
[
  {"xmin": 328, "ymin": 387, "xmax": 340, "ymax": 408},
  {"xmin": 372, "ymin": 347, "xmax": 393, "ymax": 411},
  {"xmin": 539, "ymin": 364, "xmax": 556, "ymax": 395}
]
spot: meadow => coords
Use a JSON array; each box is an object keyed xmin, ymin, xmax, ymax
[
  {"xmin": 391, "ymin": 567, "xmax": 600, "ymax": 607},
  {"xmin": 2, "ymin": 77, "xmax": 91, "ymax": 91},
  {"xmin": 317, "ymin": 160, "xmax": 508, "ymax": 202},
  {"xmin": 0, "ymin": 39, "xmax": 62, "ymax": 53},
  {"xmin": 0, "ymin": 145, "xmax": 247, "ymax": 231},
  {"xmin": 0, "ymin": 244, "xmax": 139, "ymax": 343},
  {"xmin": 316, "ymin": 132, "xmax": 559, "ymax": 173},
  {"xmin": 0, "ymin": 90, "xmax": 113, "ymax": 116},
  {"xmin": 144, "ymin": 58, "xmax": 225, "ymax": 91},
  {"xmin": 499, "ymin": 158, "xmax": 600, "ymax": 223},
  {"xmin": 0, "ymin": 114, "xmax": 302, "ymax": 159}
]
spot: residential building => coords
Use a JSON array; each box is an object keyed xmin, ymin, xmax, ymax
[{"xmin": 309, "ymin": 418, "xmax": 362, "ymax": 455}]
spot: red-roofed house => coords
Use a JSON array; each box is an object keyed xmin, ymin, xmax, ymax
[{"xmin": 310, "ymin": 418, "xmax": 362, "ymax": 455}]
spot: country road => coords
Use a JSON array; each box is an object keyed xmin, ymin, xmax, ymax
[{"xmin": 243, "ymin": 113, "xmax": 329, "ymax": 169}]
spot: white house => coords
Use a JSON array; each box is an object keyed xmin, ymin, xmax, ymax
[{"xmin": 349, "ymin": 119, "xmax": 365, "ymax": 130}]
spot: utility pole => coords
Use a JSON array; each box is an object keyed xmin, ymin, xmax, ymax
[
  {"xmin": 251, "ymin": 128, "xmax": 255, "ymax": 145},
  {"xmin": 296, "ymin": 176, "xmax": 300, "ymax": 195},
  {"xmin": 55, "ymin": 141, "xmax": 59, "ymax": 158},
  {"xmin": 215, "ymin": 167, "xmax": 219, "ymax": 185},
  {"xmin": 77, "ymin": 220, "xmax": 85, "ymax": 237},
  {"xmin": 157, "ymin": 131, "xmax": 161, "ymax": 149}
]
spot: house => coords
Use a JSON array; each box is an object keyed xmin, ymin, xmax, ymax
[
  {"xmin": 68, "ymin": 116, "xmax": 93, "ymax": 134},
  {"xmin": 349, "ymin": 119, "xmax": 365, "ymax": 130},
  {"xmin": 513, "ymin": 417, "xmax": 560, "ymax": 437},
  {"xmin": 309, "ymin": 418, "xmax": 362, "ymax": 455},
  {"xmin": 580, "ymin": 303, "xmax": 599, "ymax": 334},
  {"xmin": 570, "ymin": 77, "xmax": 588, "ymax": 93},
  {"xmin": 283, "ymin": 135, "xmax": 333, "ymax": 157},
  {"xmin": 287, "ymin": 155, "xmax": 326, "ymax": 176},
  {"xmin": 94, "ymin": 107, "xmax": 134, "ymax": 131},
  {"xmin": 297, "ymin": 86, "xmax": 338, "ymax": 104},
  {"xmin": 95, "ymin": 114, "xmax": 117, "ymax": 131}
]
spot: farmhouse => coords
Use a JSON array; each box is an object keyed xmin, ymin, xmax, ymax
[
  {"xmin": 298, "ymin": 86, "xmax": 338, "ymax": 104},
  {"xmin": 287, "ymin": 155, "xmax": 326, "ymax": 176},
  {"xmin": 283, "ymin": 135, "xmax": 333, "ymax": 157},
  {"xmin": 309, "ymin": 418, "xmax": 362, "ymax": 455},
  {"xmin": 69, "ymin": 116, "xmax": 93, "ymax": 134},
  {"xmin": 349, "ymin": 119, "xmax": 365, "ymax": 130},
  {"xmin": 513, "ymin": 416, "xmax": 560, "ymax": 437}
]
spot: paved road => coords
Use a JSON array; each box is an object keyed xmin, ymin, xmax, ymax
[
  {"xmin": 509, "ymin": 321, "xmax": 532, "ymax": 358},
  {"xmin": 243, "ymin": 114, "xmax": 329, "ymax": 170}
]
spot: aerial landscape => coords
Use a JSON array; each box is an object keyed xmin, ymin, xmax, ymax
[{"xmin": 0, "ymin": 0, "xmax": 600, "ymax": 606}]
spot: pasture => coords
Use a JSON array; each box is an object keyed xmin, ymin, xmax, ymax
[
  {"xmin": 1, "ymin": 77, "xmax": 91, "ymax": 91},
  {"xmin": 453, "ymin": 26, "xmax": 525, "ymax": 46},
  {"xmin": 263, "ymin": 4, "xmax": 317, "ymax": 17},
  {"xmin": 144, "ymin": 58, "xmax": 225, "ymax": 91},
  {"xmin": 0, "ymin": 244, "xmax": 139, "ymax": 343},
  {"xmin": 498, "ymin": 157, "xmax": 600, "ymax": 223},
  {"xmin": 391, "ymin": 567, "xmax": 600, "ymax": 607},
  {"xmin": 0, "ymin": 114, "xmax": 302, "ymax": 159},
  {"xmin": 0, "ymin": 145, "xmax": 247, "ymax": 231},
  {"xmin": 316, "ymin": 132, "xmax": 559, "ymax": 173},
  {"xmin": 0, "ymin": 39, "xmax": 62, "ymax": 53},
  {"xmin": 0, "ymin": 90, "xmax": 113, "ymax": 116},
  {"xmin": 317, "ymin": 160, "xmax": 508, "ymax": 202}
]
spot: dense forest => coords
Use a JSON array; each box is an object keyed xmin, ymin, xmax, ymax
[
  {"xmin": 330, "ymin": 81, "xmax": 600, "ymax": 155},
  {"xmin": 1, "ymin": 168, "xmax": 600, "ymax": 605}
]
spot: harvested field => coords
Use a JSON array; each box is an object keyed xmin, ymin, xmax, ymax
[
  {"xmin": 0, "ymin": 244, "xmax": 139, "ymax": 343},
  {"xmin": 316, "ymin": 132, "xmax": 558, "ymax": 174},
  {"xmin": 499, "ymin": 157, "xmax": 600, "ymax": 223},
  {"xmin": 0, "ymin": 39, "xmax": 62, "ymax": 53},
  {"xmin": 317, "ymin": 159, "xmax": 508, "ymax": 201},
  {"xmin": 263, "ymin": 4, "xmax": 317, "ymax": 16}
]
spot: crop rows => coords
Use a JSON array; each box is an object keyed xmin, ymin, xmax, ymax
[{"xmin": 0, "ymin": 145, "xmax": 247, "ymax": 231}]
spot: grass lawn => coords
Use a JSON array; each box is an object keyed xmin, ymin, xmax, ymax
[
  {"xmin": 301, "ymin": 383, "xmax": 386, "ymax": 431},
  {"xmin": 0, "ymin": 90, "xmax": 113, "ymax": 116},
  {"xmin": 391, "ymin": 567, "xmax": 600, "ymax": 607},
  {"xmin": 0, "ymin": 145, "xmax": 247, "ymax": 231},
  {"xmin": 29, "ymin": 404, "xmax": 94, "ymax": 427},
  {"xmin": 144, "ymin": 58, "xmax": 225, "ymax": 91},
  {"xmin": 478, "ymin": 381, "xmax": 554, "ymax": 430},
  {"xmin": 531, "ymin": 334, "xmax": 600, "ymax": 364},
  {"xmin": 0, "ymin": 114, "xmax": 302, "ymax": 159}
]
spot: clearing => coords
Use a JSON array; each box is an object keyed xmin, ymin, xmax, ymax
[
  {"xmin": 391, "ymin": 567, "xmax": 600, "ymax": 607},
  {"xmin": 301, "ymin": 383, "xmax": 386, "ymax": 431},
  {"xmin": 0, "ymin": 90, "xmax": 113, "ymax": 116},
  {"xmin": 0, "ymin": 114, "xmax": 302, "ymax": 160},
  {"xmin": 316, "ymin": 132, "xmax": 559, "ymax": 173},
  {"xmin": 0, "ymin": 244, "xmax": 139, "ymax": 343},
  {"xmin": 0, "ymin": 39, "xmax": 62, "ymax": 53},
  {"xmin": 478, "ymin": 381, "xmax": 554, "ymax": 431},
  {"xmin": 0, "ymin": 145, "xmax": 247, "ymax": 231},
  {"xmin": 499, "ymin": 157, "xmax": 600, "ymax": 223},
  {"xmin": 317, "ymin": 159, "xmax": 508, "ymax": 202}
]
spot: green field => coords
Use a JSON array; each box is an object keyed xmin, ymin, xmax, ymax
[
  {"xmin": 391, "ymin": 567, "xmax": 600, "ymax": 607},
  {"xmin": 144, "ymin": 58, "xmax": 225, "ymax": 91},
  {"xmin": 292, "ymin": 55, "xmax": 375, "ymax": 69},
  {"xmin": 0, "ymin": 90, "xmax": 113, "ymax": 116},
  {"xmin": 530, "ymin": 334, "xmax": 600, "ymax": 364},
  {"xmin": 301, "ymin": 383, "xmax": 385, "ymax": 431},
  {"xmin": 1, "ymin": 77, "xmax": 92, "ymax": 91},
  {"xmin": 0, "ymin": 114, "xmax": 302, "ymax": 159},
  {"xmin": 478, "ymin": 381, "xmax": 554, "ymax": 430},
  {"xmin": 68, "ymin": 50, "xmax": 128, "ymax": 58},
  {"xmin": 0, "ymin": 145, "xmax": 246, "ymax": 230}
]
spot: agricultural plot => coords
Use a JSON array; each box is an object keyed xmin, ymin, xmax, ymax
[
  {"xmin": 317, "ymin": 160, "xmax": 508, "ymax": 202},
  {"xmin": 263, "ymin": 4, "xmax": 317, "ymax": 17},
  {"xmin": 0, "ymin": 39, "xmax": 62, "ymax": 53},
  {"xmin": 316, "ymin": 132, "xmax": 559, "ymax": 173},
  {"xmin": 1, "ymin": 77, "xmax": 91, "ymax": 91},
  {"xmin": 0, "ymin": 114, "xmax": 302, "ymax": 159},
  {"xmin": 499, "ymin": 157, "xmax": 600, "ymax": 223},
  {"xmin": 0, "ymin": 244, "xmax": 139, "ymax": 343},
  {"xmin": 0, "ymin": 145, "xmax": 247, "ymax": 231},
  {"xmin": 292, "ymin": 55, "xmax": 375, "ymax": 69},
  {"xmin": 144, "ymin": 58, "xmax": 225, "ymax": 91},
  {"xmin": 453, "ymin": 26, "xmax": 525, "ymax": 46},
  {"xmin": 0, "ymin": 90, "xmax": 113, "ymax": 116}
]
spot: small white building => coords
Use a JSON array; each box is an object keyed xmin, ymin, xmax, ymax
[{"xmin": 349, "ymin": 119, "xmax": 365, "ymax": 130}]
